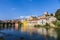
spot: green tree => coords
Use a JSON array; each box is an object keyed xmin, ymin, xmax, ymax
[
  {"xmin": 34, "ymin": 24, "xmax": 41, "ymax": 28},
  {"xmin": 50, "ymin": 13, "xmax": 53, "ymax": 16},
  {"xmin": 56, "ymin": 22, "xmax": 60, "ymax": 27},
  {"xmin": 18, "ymin": 21, "xmax": 23, "ymax": 29},
  {"xmin": 52, "ymin": 21, "xmax": 60, "ymax": 27},
  {"xmin": 55, "ymin": 9, "xmax": 60, "ymax": 20}
]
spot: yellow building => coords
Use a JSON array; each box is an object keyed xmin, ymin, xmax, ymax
[
  {"xmin": 23, "ymin": 20, "xmax": 27, "ymax": 31},
  {"xmin": 22, "ymin": 19, "xmax": 34, "ymax": 32}
]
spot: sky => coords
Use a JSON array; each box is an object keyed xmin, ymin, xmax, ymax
[{"xmin": 0, "ymin": 0, "xmax": 60, "ymax": 20}]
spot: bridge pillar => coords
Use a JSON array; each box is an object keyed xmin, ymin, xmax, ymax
[
  {"xmin": 15, "ymin": 22, "xmax": 18, "ymax": 30},
  {"xmin": 5, "ymin": 23, "xmax": 7, "ymax": 29},
  {"xmin": 1, "ymin": 23, "xmax": 3, "ymax": 29},
  {"xmin": 12, "ymin": 23, "xmax": 15, "ymax": 29}
]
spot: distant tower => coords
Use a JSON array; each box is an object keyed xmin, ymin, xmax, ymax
[
  {"xmin": 44, "ymin": 12, "xmax": 48, "ymax": 15},
  {"xmin": 44, "ymin": 12, "xmax": 49, "ymax": 16}
]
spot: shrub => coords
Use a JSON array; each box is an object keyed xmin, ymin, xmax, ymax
[
  {"xmin": 52, "ymin": 21, "xmax": 60, "ymax": 27},
  {"xmin": 34, "ymin": 24, "xmax": 41, "ymax": 28}
]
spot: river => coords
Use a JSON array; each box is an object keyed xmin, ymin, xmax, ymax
[{"xmin": 0, "ymin": 27, "xmax": 58, "ymax": 40}]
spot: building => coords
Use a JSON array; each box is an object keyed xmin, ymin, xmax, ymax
[
  {"xmin": 21, "ymin": 12, "xmax": 57, "ymax": 27},
  {"xmin": 49, "ymin": 16, "xmax": 57, "ymax": 22},
  {"xmin": 37, "ymin": 16, "xmax": 47, "ymax": 25}
]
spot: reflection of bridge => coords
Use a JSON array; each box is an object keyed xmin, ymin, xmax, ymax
[{"xmin": 0, "ymin": 20, "xmax": 19, "ymax": 30}]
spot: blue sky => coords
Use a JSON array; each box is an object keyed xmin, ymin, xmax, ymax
[{"xmin": 0, "ymin": 0, "xmax": 60, "ymax": 20}]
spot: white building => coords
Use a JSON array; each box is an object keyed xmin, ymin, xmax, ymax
[
  {"xmin": 37, "ymin": 19, "xmax": 47, "ymax": 25},
  {"xmin": 21, "ymin": 12, "xmax": 57, "ymax": 26},
  {"xmin": 49, "ymin": 16, "xmax": 57, "ymax": 22},
  {"xmin": 37, "ymin": 16, "xmax": 47, "ymax": 25}
]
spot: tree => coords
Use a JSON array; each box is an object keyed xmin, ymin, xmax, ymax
[
  {"xmin": 50, "ymin": 13, "xmax": 53, "ymax": 16},
  {"xmin": 55, "ymin": 9, "xmax": 60, "ymax": 20},
  {"xmin": 52, "ymin": 21, "xmax": 60, "ymax": 27},
  {"xmin": 18, "ymin": 21, "xmax": 23, "ymax": 29},
  {"xmin": 34, "ymin": 24, "xmax": 41, "ymax": 28}
]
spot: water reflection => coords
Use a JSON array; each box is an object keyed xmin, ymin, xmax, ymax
[
  {"xmin": 48, "ymin": 28, "xmax": 57, "ymax": 40},
  {"xmin": 37, "ymin": 27, "xmax": 57, "ymax": 40},
  {"xmin": 0, "ymin": 27, "xmax": 58, "ymax": 40}
]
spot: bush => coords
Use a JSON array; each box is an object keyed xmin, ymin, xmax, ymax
[
  {"xmin": 52, "ymin": 21, "xmax": 60, "ymax": 27},
  {"xmin": 34, "ymin": 24, "xmax": 41, "ymax": 28}
]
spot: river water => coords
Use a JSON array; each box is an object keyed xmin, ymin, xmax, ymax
[{"xmin": 0, "ymin": 28, "xmax": 58, "ymax": 40}]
